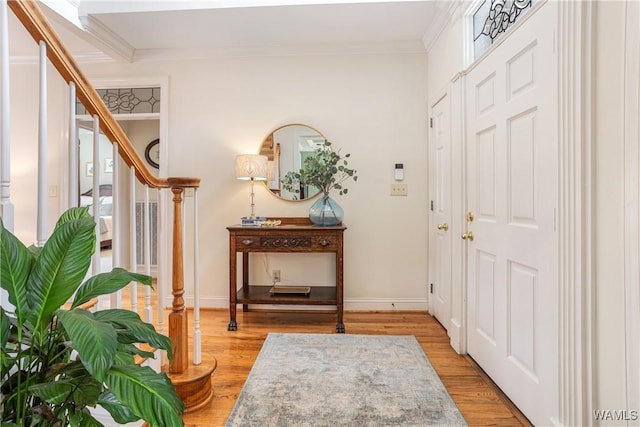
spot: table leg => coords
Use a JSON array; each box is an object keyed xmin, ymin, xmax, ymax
[
  {"xmin": 229, "ymin": 243, "xmax": 238, "ymax": 331},
  {"xmin": 336, "ymin": 248, "xmax": 344, "ymax": 333},
  {"xmin": 242, "ymin": 252, "xmax": 249, "ymax": 312}
]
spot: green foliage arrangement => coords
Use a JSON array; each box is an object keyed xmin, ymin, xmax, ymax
[
  {"xmin": 0, "ymin": 207, "xmax": 184, "ymax": 426},
  {"xmin": 281, "ymin": 140, "xmax": 358, "ymax": 199}
]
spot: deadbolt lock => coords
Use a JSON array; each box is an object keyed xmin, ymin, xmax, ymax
[
  {"xmin": 466, "ymin": 211, "xmax": 475, "ymax": 222},
  {"xmin": 437, "ymin": 223, "xmax": 449, "ymax": 231}
]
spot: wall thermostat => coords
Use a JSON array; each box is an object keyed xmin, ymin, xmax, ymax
[{"xmin": 395, "ymin": 163, "xmax": 404, "ymax": 181}]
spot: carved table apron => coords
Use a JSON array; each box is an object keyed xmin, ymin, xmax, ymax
[{"xmin": 227, "ymin": 218, "xmax": 346, "ymax": 333}]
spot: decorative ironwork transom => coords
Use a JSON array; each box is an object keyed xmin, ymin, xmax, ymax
[
  {"xmin": 76, "ymin": 87, "xmax": 161, "ymax": 115},
  {"xmin": 473, "ymin": 0, "xmax": 534, "ymax": 60}
]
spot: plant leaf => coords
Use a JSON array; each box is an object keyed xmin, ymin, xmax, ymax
[
  {"xmin": 98, "ymin": 391, "xmax": 141, "ymax": 424},
  {"xmin": 93, "ymin": 309, "xmax": 172, "ymax": 359},
  {"xmin": 72, "ymin": 268, "xmax": 152, "ymax": 309},
  {"xmin": 44, "ymin": 365, "xmax": 104, "ymax": 407},
  {"xmin": 0, "ymin": 217, "xmax": 34, "ymax": 329},
  {"xmin": 1, "ymin": 306, "xmax": 10, "ymax": 349},
  {"xmin": 69, "ymin": 409, "xmax": 105, "ymax": 427},
  {"xmin": 72, "ymin": 380, "xmax": 103, "ymax": 407},
  {"xmin": 56, "ymin": 206, "xmax": 91, "ymax": 226},
  {"xmin": 114, "ymin": 348, "xmax": 136, "ymax": 366},
  {"xmin": 118, "ymin": 343, "xmax": 156, "ymax": 360},
  {"xmin": 28, "ymin": 380, "xmax": 75, "ymax": 405},
  {"xmin": 56, "ymin": 309, "xmax": 117, "ymax": 383},
  {"xmin": 105, "ymin": 364, "xmax": 184, "ymax": 427},
  {"xmin": 27, "ymin": 215, "xmax": 95, "ymax": 338}
]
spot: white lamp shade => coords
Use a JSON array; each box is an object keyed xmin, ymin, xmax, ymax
[{"xmin": 236, "ymin": 154, "xmax": 268, "ymax": 180}]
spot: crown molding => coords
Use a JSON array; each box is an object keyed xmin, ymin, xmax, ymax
[
  {"xmin": 422, "ymin": 0, "xmax": 460, "ymax": 52},
  {"xmin": 78, "ymin": 14, "xmax": 135, "ymax": 63},
  {"xmin": 131, "ymin": 40, "xmax": 427, "ymax": 62}
]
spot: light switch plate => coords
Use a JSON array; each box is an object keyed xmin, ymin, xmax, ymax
[{"xmin": 390, "ymin": 184, "xmax": 408, "ymax": 196}]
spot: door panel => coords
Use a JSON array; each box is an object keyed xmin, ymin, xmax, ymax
[
  {"xmin": 465, "ymin": 3, "xmax": 558, "ymax": 425},
  {"xmin": 429, "ymin": 94, "xmax": 451, "ymax": 329},
  {"xmin": 475, "ymin": 249, "xmax": 497, "ymax": 344}
]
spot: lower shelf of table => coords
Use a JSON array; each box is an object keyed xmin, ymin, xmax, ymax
[{"xmin": 235, "ymin": 285, "xmax": 337, "ymax": 305}]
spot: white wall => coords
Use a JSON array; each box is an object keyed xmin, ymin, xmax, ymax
[
  {"xmin": 425, "ymin": 7, "xmax": 459, "ymax": 106},
  {"xmin": 9, "ymin": 52, "xmax": 430, "ymax": 310}
]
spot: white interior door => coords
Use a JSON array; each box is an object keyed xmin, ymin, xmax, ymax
[
  {"xmin": 429, "ymin": 94, "xmax": 452, "ymax": 330},
  {"xmin": 464, "ymin": 3, "xmax": 558, "ymax": 425}
]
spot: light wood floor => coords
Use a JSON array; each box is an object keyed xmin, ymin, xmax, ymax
[{"xmin": 179, "ymin": 309, "xmax": 532, "ymax": 427}]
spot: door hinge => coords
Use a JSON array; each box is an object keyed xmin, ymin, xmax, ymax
[
  {"xmin": 430, "ymin": 283, "xmax": 433, "ymax": 294},
  {"xmin": 430, "ymin": 200, "xmax": 434, "ymax": 211},
  {"xmin": 429, "ymin": 118, "xmax": 433, "ymax": 128}
]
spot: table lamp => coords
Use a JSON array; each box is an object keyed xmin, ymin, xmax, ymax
[{"xmin": 236, "ymin": 154, "xmax": 268, "ymax": 223}]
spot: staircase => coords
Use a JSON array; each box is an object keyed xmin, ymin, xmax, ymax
[{"xmin": 1, "ymin": 0, "xmax": 214, "ymax": 417}]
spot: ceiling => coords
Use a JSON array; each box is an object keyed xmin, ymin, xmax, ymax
[{"xmin": 8, "ymin": 1, "xmax": 456, "ymax": 62}]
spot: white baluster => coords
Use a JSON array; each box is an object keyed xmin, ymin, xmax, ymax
[
  {"xmin": 144, "ymin": 185, "xmax": 152, "ymax": 323},
  {"xmin": 193, "ymin": 188, "xmax": 201, "ymax": 365},
  {"xmin": 157, "ymin": 189, "xmax": 166, "ymax": 336},
  {"xmin": 0, "ymin": 0, "xmax": 13, "ymax": 310},
  {"xmin": 129, "ymin": 167, "xmax": 138, "ymax": 314},
  {"xmin": 68, "ymin": 83, "xmax": 78, "ymax": 207},
  {"xmin": 36, "ymin": 41, "xmax": 47, "ymax": 247},
  {"xmin": 91, "ymin": 115, "xmax": 102, "ymax": 309},
  {"xmin": 110, "ymin": 142, "xmax": 121, "ymax": 309},
  {"xmin": 0, "ymin": 0, "xmax": 14, "ymax": 232}
]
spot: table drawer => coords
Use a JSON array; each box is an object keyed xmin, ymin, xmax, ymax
[{"xmin": 234, "ymin": 234, "xmax": 340, "ymax": 251}]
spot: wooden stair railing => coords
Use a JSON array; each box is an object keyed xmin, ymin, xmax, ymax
[{"xmin": 7, "ymin": 0, "xmax": 214, "ymax": 413}]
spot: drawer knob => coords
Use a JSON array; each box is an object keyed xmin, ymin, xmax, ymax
[
  {"xmin": 241, "ymin": 239, "xmax": 254, "ymax": 246},
  {"xmin": 319, "ymin": 239, "xmax": 331, "ymax": 246}
]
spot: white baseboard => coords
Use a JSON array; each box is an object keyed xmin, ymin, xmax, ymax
[
  {"xmin": 448, "ymin": 319, "xmax": 464, "ymax": 354},
  {"xmin": 344, "ymin": 298, "xmax": 428, "ymax": 311}
]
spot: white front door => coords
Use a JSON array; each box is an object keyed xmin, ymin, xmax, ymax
[
  {"xmin": 429, "ymin": 93, "xmax": 452, "ymax": 330},
  {"xmin": 464, "ymin": 3, "xmax": 558, "ymax": 425}
]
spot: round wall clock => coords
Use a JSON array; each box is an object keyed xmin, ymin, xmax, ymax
[{"xmin": 144, "ymin": 138, "xmax": 160, "ymax": 169}]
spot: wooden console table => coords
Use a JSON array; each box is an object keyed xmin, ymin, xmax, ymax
[{"xmin": 227, "ymin": 218, "xmax": 346, "ymax": 333}]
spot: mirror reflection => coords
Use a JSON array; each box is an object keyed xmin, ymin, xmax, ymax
[{"xmin": 261, "ymin": 124, "xmax": 326, "ymax": 201}]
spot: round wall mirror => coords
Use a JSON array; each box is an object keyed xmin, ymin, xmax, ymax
[{"xmin": 261, "ymin": 124, "xmax": 326, "ymax": 201}]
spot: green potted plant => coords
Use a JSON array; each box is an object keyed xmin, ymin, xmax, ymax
[
  {"xmin": 281, "ymin": 140, "xmax": 357, "ymax": 225},
  {"xmin": 1, "ymin": 207, "xmax": 184, "ymax": 426}
]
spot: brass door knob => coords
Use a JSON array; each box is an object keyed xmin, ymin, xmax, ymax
[
  {"xmin": 437, "ymin": 223, "xmax": 449, "ymax": 231},
  {"xmin": 461, "ymin": 231, "xmax": 474, "ymax": 241}
]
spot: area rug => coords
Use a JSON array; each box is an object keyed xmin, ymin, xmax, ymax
[{"xmin": 226, "ymin": 333, "xmax": 467, "ymax": 426}]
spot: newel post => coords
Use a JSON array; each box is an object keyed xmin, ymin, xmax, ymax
[
  {"xmin": 164, "ymin": 178, "xmax": 213, "ymax": 412},
  {"xmin": 169, "ymin": 186, "xmax": 188, "ymax": 374}
]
